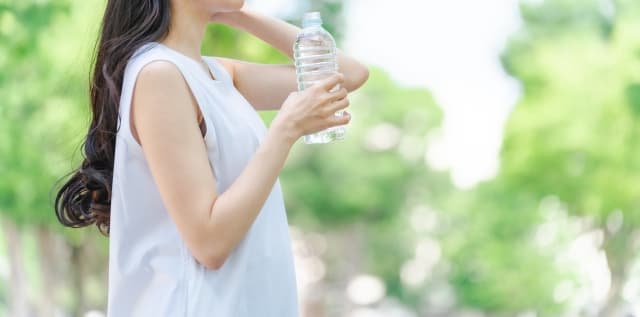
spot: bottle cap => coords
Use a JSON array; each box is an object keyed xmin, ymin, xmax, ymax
[{"xmin": 302, "ymin": 11, "xmax": 323, "ymax": 27}]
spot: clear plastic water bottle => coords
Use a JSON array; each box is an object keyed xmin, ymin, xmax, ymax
[{"xmin": 294, "ymin": 11, "xmax": 347, "ymax": 144}]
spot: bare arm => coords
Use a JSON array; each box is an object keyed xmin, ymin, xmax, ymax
[
  {"xmin": 132, "ymin": 61, "xmax": 349, "ymax": 270},
  {"xmin": 213, "ymin": 8, "xmax": 369, "ymax": 110}
]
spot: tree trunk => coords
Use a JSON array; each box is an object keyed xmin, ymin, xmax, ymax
[
  {"xmin": 598, "ymin": 227, "xmax": 634, "ymax": 317},
  {"xmin": 323, "ymin": 225, "xmax": 365, "ymax": 316},
  {"xmin": 599, "ymin": 272, "xmax": 623, "ymax": 317},
  {"xmin": 36, "ymin": 226, "xmax": 56, "ymax": 317},
  {"xmin": 2, "ymin": 217, "xmax": 30, "ymax": 317},
  {"xmin": 70, "ymin": 243, "xmax": 86, "ymax": 317}
]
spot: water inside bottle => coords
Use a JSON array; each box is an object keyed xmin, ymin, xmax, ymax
[{"xmin": 294, "ymin": 12, "xmax": 347, "ymax": 144}]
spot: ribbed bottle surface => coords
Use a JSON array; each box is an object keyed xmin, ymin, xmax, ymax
[{"xmin": 294, "ymin": 12, "xmax": 346, "ymax": 144}]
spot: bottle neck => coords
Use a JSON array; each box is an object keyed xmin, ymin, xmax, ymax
[
  {"xmin": 302, "ymin": 12, "xmax": 323, "ymax": 28},
  {"xmin": 302, "ymin": 21, "xmax": 322, "ymax": 28}
]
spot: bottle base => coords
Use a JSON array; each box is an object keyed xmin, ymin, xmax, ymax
[
  {"xmin": 303, "ymin": 126, "xmax": 348, "ymax": 144},
  {"xmin": 333, "ymin": 126, "xmax": 347, "ymax": 140},
  {"xmin": 304, "ymin": 131, "xmax": 334, "ymax": 144}
]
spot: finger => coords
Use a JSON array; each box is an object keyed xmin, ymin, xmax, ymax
[
  {"xmin": 327, "ymin": 87, "xmax": 348, "ymax": 102},
  {"xmin": 318, "ymin": 87, "xmax": 347, "ymax": 106},
  {"xmin": 322, "ymin": 98, "xmax": 350, "ymax": 116},
  {"xmin": 318, "ymin": 73, "xmax": 345, "ymax": 92},
  {"xmin": 325, "ymin": 111, "xmax": 351, "ymax": 128}
]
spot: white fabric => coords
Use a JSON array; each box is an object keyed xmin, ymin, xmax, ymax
[{"xmin": 107, "ymin": 42, "xmax": 299, "ymax": 316}]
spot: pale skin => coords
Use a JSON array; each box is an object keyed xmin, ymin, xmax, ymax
[{"xmin": 131, "ymin": 0, "xmax": 369, "ymax": 270}]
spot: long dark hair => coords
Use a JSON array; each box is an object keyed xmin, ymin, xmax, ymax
[{"xmin": 54, "ymin": 0, "xmax": 171, "ymax": 235}]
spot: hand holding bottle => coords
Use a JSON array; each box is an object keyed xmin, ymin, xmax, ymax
[{"xmin": 271, "ymin": 73, "xmax": 351, "ymax": 146}]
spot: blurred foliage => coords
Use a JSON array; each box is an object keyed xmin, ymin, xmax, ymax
[
  {"xmin": 505, "ymin": 0, "xmax": 640, "ymax": 276},
  {"xmin": 439, "ymin": 0, "xmax": 640, "ymax": 315},
  {"xmin": 280, "ymin": 67, "xmax": 450, "ymax": 308},
  {"xmin": 0, "ymin": 0, "xmax": 106, "ymax": 240},
  {"xmin": 391, "ymin": 0, "xmax": 640, "ymax": 316},
  {"xmin": 0, "ymin": 0, "xmax": 76, "ymax": 226},
  {"xmin": 440, "ymin": 183, "xmax": 565, "ymax": 315},
  {"xmin": 282, "ymin": 68, "xmax": 442, "ymax": 225},
  {"xmin": 502, "ymin": 0, "xmax": 640, "ymax": 227}
]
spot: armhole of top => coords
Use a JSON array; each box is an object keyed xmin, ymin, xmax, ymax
[
  {"xmin": 204, "ymin": 56, "xmax": 235, "ymax": 85},
  {"xmin": 121, "ymin": 56, "xmax": 215, "ymax": 152}
]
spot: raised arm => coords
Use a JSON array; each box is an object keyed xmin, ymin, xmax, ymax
[
  {"xmin": 212, "ymin": 8, "xmax": 369, "ymax": 110},
  {"xmin": 132, "ymin": 61, "xmax": 350, "ymax": 270}
]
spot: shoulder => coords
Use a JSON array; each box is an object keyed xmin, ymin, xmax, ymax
[
  {"xmin": 132, "ymin": 59, "xmax": 194, "ymax": 115},
  {"xmin": 122, "ymin": 44, "xmax": 182, "ymax": 89},
  {"xmin": 126, "ymin": 43, "xmax": 183, "ymax": 79},
  {"xmin": 137, "ymin": 59, "xmax": 185, "ymax": 88},
  {"xmin": 130, "ymin": 59, "xmax": 201, "ymax": 142}
]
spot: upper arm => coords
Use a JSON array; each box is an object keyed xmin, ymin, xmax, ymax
[
  {"xmin": 131, "ymin": 60, "xmax": 219, "ymax": 266},
  {"xmin": 216, "ymin": 56, "xmax": 369, "ymax": 111},
  {"xmin": 216, "ymin": 57, "xmax": 297, "ymax": 111}
]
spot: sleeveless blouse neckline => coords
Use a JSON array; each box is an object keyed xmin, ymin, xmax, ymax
[{"xmin": 154, "ymin": 42, "xmax": 225, "ymax": 85}]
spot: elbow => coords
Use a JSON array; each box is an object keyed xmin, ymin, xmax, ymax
[
  {"xmin": 201, "ymin": 257, "xmax": 225, "ymax": 271},
  {"xmin": 344, "ymin": 64, "xmax": 370, "ymax": 92},
  {"xmin": 192, "ymin": 242, "xmax": 230, "ymax": 271},
  {"xmin": 197, "ymin": 251, "xmax": 228, "ymax": 271}
]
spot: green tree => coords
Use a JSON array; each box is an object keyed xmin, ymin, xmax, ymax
[
  {"xmin": 428, "ymin": 1, "xmax": 640, "ymax": 315},
  {"xmin": 440, "ymin": 182, "xmax": 565, "ymax": 315},
  {"xmin": 499, "ymin": 0, "xmax": 640, "ymax": 315},
  {"xmin": 281, "ymin": 66, "xmax": 449, "ymax": 312},
  {"xmin": 1, "ymin": 0, "xmax": 108, "ymax": 315}
]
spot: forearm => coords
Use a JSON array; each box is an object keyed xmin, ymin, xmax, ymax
[
  {"xmin": 221, "ymin": 9, "xmax": 369, "ymax": 90},
  {"xmin": 204, "ymin": 125, "xmax": 295, "ymax": 263},
  {"xmin": 223, "ymin": 9, "xmax": 298, "ymax": 59}
]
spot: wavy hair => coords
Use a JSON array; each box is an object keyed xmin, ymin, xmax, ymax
[{"xmin": 54, "ymin": 0, "xmax": 171, "ymax": 235}]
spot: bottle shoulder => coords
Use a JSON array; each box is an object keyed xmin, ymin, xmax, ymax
[{"xmin": 296, "ymin": 26, "xmax": 335, "ymax": 42}]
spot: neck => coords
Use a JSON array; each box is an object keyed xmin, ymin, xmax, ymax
[{"xmin": 161, "ymin": 4, "xmax": 209, "ymax": 61}]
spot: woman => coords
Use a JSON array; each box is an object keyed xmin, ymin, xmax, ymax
[{"xmin": 54, "ymin": 0, "xmax": 368, "ymax": 315}]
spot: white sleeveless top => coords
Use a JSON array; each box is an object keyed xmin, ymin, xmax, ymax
[{"xmin": 106, "ymin": 42, "xmax": 299, "ymax": 316}]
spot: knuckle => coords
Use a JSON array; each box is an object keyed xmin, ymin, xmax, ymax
[
  {"xmin": 314, "ymin": 110, "xmax": 326, "ymax": 120},
  {"xmin": 334, "ymin": 99, "xmax": 347, "ymax": 110},
  {"xmin": 318, "ymin": 109, "xmax": 330, "ymax": 118},
  {"xmin": 319, "ymin": 93, "xmax": 332, "ymax": 104},
  {"xmin": 323, "ymin": 120, "xmax": 334, "ymax": 130}
]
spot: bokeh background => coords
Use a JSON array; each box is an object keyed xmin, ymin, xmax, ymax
[{"xmin": 1, "ymin": 0, "xmax": 640, "ymax": 316}]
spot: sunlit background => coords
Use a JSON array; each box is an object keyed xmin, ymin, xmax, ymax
[{"xmin": 1, "ymin": 0, "xmax": 640, "ymax": 316}]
